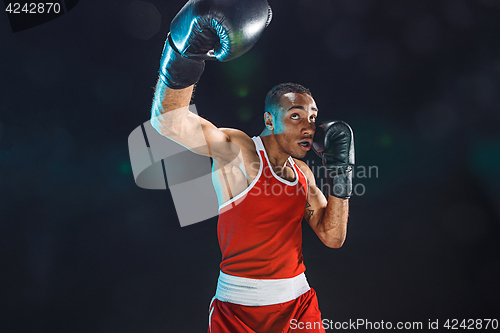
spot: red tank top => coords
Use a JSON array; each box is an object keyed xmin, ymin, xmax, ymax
[{"xmin": 217, "ymin": 136, "xmax": 308, "ymax": 279}]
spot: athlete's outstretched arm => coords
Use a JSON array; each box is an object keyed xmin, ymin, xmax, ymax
[
  {"xmin": 149, "ymin": 1, "xmax": 231, "ymax": 159},
  {"xmin": 150, "ymin": 0, "xmax": 270, "ymax": 160}
]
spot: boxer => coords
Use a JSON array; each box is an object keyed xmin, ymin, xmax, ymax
[{"xmin": 150, "ymin": 1, "xmax": 354, "ymax": 331}]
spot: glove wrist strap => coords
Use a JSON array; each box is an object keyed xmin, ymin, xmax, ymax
[
  {"xmin": 325, "ymin": 166, "xmax": 353, "ymax": 199},
  {"xmin": 159, "ymin": 34, "xmax": 205, "ymax": 89}
]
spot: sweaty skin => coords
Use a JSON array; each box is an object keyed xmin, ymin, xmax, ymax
[{"xmin": 151, "ymin": 80, "xmax": 348, "ymax": 248}]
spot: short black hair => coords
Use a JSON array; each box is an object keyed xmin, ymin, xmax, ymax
[{"xmin": 264, "ymin": 83, "xmax": 312, "ymax": 116}]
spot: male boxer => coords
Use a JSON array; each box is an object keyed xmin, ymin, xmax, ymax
[{"xmin": 150, "ymin": 0, "xmax": 353, "ymax": 332}]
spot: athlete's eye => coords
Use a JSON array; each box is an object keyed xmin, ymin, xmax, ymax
[
  {"xmin": 309, "ymin": 115, "xmax": 316, "ymax": 122},
  {"xmin": 291, "ymin": 114, "xmax": 299, "ymax": 120}
]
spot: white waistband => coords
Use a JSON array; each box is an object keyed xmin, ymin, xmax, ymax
[{"xmin": 214, "ymin": 271, "xmax": 310, "ymax": 306}]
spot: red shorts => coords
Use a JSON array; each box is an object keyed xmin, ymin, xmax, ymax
[{"xmin": 208, "ymin": 288, "xmax": 325, "ymax": 333}]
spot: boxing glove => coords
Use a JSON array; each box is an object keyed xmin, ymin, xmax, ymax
[
  {"xmin": 312, "ymin": 121, "xmax": 355, "ymax": 199},
  {"xmin": 160, "ymin": 0, "xmax": 272, "ymax": 89}
]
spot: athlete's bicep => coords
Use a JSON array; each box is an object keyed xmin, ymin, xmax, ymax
[
  {"xmin": 304, "ymin": 181, "xmax": 328, "ymax": 228},
  {"xmin": 295, "ymin": 160, "xmax": 328, "ymax": 227}
]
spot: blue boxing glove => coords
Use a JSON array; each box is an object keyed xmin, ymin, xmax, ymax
[
  {"xmin": 312, "ymin": 121, "xmax": 355, "ymax": 199},
  {"xmin": 160, "ymin": 0, "xmax": 272, "ymax": 89}
]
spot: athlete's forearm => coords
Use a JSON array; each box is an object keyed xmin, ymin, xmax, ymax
[
  {"xmin": 316, "ymin": 196, "xmax": 349, "ymax": 248},
  {"xmin": 150, "ymin": 80, "xmax": 196, "ymax": 137},
  {"xmin": 152, "ymin": 80, "xmax": 193, "ymax": 116}
]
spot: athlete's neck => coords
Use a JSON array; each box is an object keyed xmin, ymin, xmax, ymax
[{"xmin": 260, "ymin": 134, "xmax": 291, "ymax": 172}]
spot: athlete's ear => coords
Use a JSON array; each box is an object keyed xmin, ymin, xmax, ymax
[{"xmin": 264, "ymin": 112, "xmax": 274, "ymax": 130}]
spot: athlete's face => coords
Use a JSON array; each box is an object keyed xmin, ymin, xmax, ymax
[{"xmin": 270, "ymin": 92, "xmax": 318, "ymax": 159}]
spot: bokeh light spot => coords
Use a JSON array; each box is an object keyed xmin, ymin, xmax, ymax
[
  {"xmin": 119, "ymin": 162, "xmax": 132, "ymax": 175},
  {"xmin": 379, "ymin": 133, "xmax": 393, "ymax": 147},
  {"xmin": 237, "ymin": 87, "xmax": 249, "ymax": 98},
  {"xmin": 237, "ymin": 106, "xmax": 254, "ymax": 122},
  {"xmin": 470, "ymin": 140, "xmax": 500, "ymax": 177},
  {"xmin": 223, "ymin": 55, "xmax": 258, "ymax": 80},
  {"xmin": 122, "ymin": 1, "xmax": 161, "ymax": 40}
]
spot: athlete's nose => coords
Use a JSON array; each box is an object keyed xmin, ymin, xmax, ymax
[{"xmin": 303, "ymin": 120, "xmax": 315, "ymax": 136}]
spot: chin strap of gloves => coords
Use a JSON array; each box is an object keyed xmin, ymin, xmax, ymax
[
  {"xmin": 160, "ymin": 0, "xmax": 272, "ymax": 89},
  {"xmin": 312, "ymin": 121, "xmax": 355, "ymax": 199}
]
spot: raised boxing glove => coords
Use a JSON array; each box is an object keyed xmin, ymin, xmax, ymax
[
  {"xmin": 160, "ymin": 0, "xmax": 272, "ymax": 89},
  {"xmin": 312, "ymin": 121, "xmax": 355, "ymax": 199}
]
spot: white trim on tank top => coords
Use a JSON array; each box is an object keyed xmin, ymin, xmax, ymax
[
  {"xmin": 218, "ymin": 136, "xmax": 300, "ymax": 211},
  {"xmin": 256, "ymin": 136, "xmax": 299, "ymax": 186},
  {"xmin": 218, "ymin": 136, "xmax": 264, "ymax": 211}
]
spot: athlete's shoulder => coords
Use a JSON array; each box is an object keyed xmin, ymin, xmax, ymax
[
  {"xmin": 292, "ymin": 158, "xmax": 311, "ymax": 173},
  {"xmin": 220, "ymin": 128, "xmax": 255, "ymax": 150},
  {"xmin": 293, "ymin": 158, "xmax": 315, "ymax": 184},
  {"xmin": 220, "ymin": 127, "xmax": 250, "ymax": 139}
]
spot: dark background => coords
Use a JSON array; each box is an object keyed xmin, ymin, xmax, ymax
[{"xmin": 1, "ymin": 0, "xmax": 500, "ymax": 332}]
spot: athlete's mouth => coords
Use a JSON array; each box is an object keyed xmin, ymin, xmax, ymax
[{"xmin": 298, "ymin": 140, "xmax": 312, "ymax": 150}]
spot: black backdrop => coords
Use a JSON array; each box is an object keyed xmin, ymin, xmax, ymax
[{"xmin": 1, "ymin": 0, "xmax": 500, "ymax": 332}]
